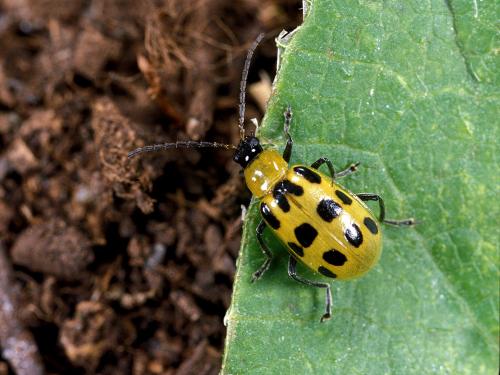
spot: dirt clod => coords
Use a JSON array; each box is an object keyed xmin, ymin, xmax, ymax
[
  {"xmin": 0, "ymin": 244, "xmax": 45, "ymax": 375},
  {"xmin": 74, "ymin": 27, "xmax": 122, "ymax": 81},
  {"xmin": 91, "ymin": 97, "xmax": 155, "ymax": 214},
  {"xmin": 10, "ymin": 219, "xmax": 94, "ymax": 280},
  {"xmin": 60, "ymin": 301, "xmax": 118, "ymax": 369}
]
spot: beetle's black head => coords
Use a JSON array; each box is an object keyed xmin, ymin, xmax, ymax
[{"xmin": 233, "ymin": 136, "xmax": 263, "ymax": 168}]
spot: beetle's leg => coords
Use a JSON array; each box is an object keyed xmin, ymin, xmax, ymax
[
  {"xmin": 356, "ymin": 193, "xmax": 416, "ymax": 226},
  {"xmin": 310, "ymin": 157, "xmax": 335, "ymax": 179},
  {"xmin": 335, "ymin": 162, "xmax": 360, "ymax": 178},
  {"xmin": 252, "ymin": 220, "xmax": 273, "ymax": 282},
  {"xmin": 311, "ymin": 158, "xmax": 360, "ymax": 180},
  {"xmin": 282, "ymin": 105, "xmax": 293, "ymax": 163},
  {"xmin": 288, "ymin": 256, "xmax": 332, "ymax": 322},
  {"xmin": 311, "ymin": 158, "xmax": 336, "ymax": 187}
]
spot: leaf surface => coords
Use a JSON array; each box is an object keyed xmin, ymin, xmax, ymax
[{"xmin": 222, "ymin": 1, "xmax": 499, "ymax": 373}]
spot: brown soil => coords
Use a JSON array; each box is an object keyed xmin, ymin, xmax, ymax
[{"xmin": 0, "ymin": 1, "xmax": 300, "ymax": 374}]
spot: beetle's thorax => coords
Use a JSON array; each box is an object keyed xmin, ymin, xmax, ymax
[
  {"xmin": 233, "ymin": 136, "xmax": 288, "ymax": 198},
  {"xmin": 244, "ymin": 149, "xmax": 288, "ymax": 198}
]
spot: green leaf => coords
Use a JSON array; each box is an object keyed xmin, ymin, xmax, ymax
[{"xmin": 222, "ymin": 0, "xmax": 499, "ymax": 373}]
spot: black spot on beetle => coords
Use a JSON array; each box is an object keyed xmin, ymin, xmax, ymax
[
  {"xmin": 260, "ymin": 203, "xmax": 280, "ymax": 229},
  {"xmin": 318, "ymin": 266, "xmax": 337, "ymax": 278},
  {"xmin": 272, "ymin": 180, "xmax": 304, "ymax": 213},
  {"xmin": 274, "ymin": 194, "xmax": 290, "ymax": 212},
  {"xmin": 294, "ymin": 223, "xmax": 318, "ymax": 248},
  {"xmin": 335, "ymin": 190, "xmax": 352, "ymax": 205},
  {"xmin": 280, "ymin": 180, "xmax": 304, "ymax": 196},
  {"xmin": 323, "ymin": 250, "xmax": 347, "ymax": 266},
  {"xmin": 317, "ymin": 199, "xmax": 342, "ymax": 222},
  {"xmin": 363, "ymin": 217, "xmax": 378, "ymax": 234},
  {"xmin": 345, "ymin": 223, "xmax": 363, "ymax": 247},
  {"xmin": 293, "ymin": 166, "xmax": 321, "ymax": 184},
  {"xmin": 287, "ymin": 242, "xmax": 304, "ymax": 257}
]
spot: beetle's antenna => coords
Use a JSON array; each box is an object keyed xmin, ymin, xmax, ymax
[
  {"xmin": 128, "ymin": 141, "xmax": 236, "ymax": 159},
  {"xmin": 129, "ymin": 33, "xmax": 264, "ymax": 160},
  {"xmin": 238, "ymin": 33, "xmax": 265, "ymax": 140}
]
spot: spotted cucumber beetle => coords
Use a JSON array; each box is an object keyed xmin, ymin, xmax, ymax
[{"xmin": 129, "ymin": 33, "xmax": 416, "ymax": 322}]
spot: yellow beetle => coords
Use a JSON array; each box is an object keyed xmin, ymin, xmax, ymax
[
  {"xmin": 129, "ymin": 34, "xmax": 415, "ymax": 322},
  {"xmin": 232, "ymin": 105, "xmax": 415, "ymax": 321}
]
